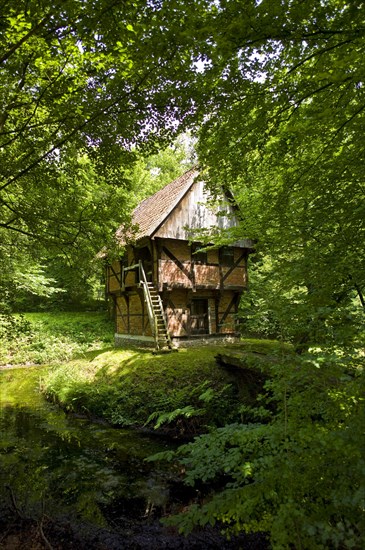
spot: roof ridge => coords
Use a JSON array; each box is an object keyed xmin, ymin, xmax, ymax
[{"xmin": 134, "ymin": 165, "xmax": 198, "ymax": 209}]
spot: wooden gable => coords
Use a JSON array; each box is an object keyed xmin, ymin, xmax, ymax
[
  {"xmin": 154, "ymin": 178, "xmax": 242, "ymax": 243},
  {"xmin": 115, "ymin": 168, "xmax": 253, "ymax": 249}
]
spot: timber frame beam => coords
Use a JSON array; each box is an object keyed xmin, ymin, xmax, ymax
[
  {"xmin": 218, "ymin": 293, "xmax": 240, "ymax": 330},
  {"xmin": 162, "ymin": 246, "xmax": 193, "ymax": 283},
  {"xmin": 221, "ymin": 251, "xmax": 247, "ymax": 286}
]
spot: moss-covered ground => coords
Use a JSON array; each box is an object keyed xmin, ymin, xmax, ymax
[{"xmin": 42, "ymin": 339, "xmax": 291, "ymax": 436}]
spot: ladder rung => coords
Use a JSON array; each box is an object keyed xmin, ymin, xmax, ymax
[{"xmin": 141, "ymin": 281, "xmax": 173, "ymax": 349}]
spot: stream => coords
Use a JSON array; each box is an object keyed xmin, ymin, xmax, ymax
[{"xmin": 0, "ymin": 366, "xmax": 268, "ymax": 549}]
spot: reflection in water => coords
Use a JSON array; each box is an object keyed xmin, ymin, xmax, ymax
[
  {"xmin": 0, "ymin": 368, "xmax": 268, "ymax": 549},
  {"xmin": 0, "ymin": 367, "xmax": 173, "ymax": 527}
]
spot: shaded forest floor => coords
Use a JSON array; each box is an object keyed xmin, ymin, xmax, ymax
[
  {"xmin": 0, "ymin": 311, "xmax": 114, "ymax": 368},
  {"xmin": 0, "ymin": 505, "xmax": 269, "ymax": 550}
]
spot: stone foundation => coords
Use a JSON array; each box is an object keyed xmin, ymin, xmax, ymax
[
  {"xmin": 114, "ymin": 333, "xmax": 239, "ymax": 349},
  {"xmin": 114, "ymin": 334, "xmax": 155, "ymax": 348}
]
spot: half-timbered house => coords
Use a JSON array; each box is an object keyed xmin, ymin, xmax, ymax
[{"xmin": 107, "ymin": 168, "xmax": 253, "ymax": 349}]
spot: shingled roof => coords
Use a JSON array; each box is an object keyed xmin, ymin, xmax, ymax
[{"xmin": 116, "ymin": 167, "xmax": 199, "ymax": 244}]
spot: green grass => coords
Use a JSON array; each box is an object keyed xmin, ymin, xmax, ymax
[
  {"xmin": 42, "ymin": 346, "xmax": 237, "ymax": 432},
  {"xmin": 0, "ymin": 311, "xmax": 114, "ymax": 366}
]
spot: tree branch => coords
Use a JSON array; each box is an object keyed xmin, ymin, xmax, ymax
[
  {"xmin": 0, "ymin": 223, "xmax": 40, "ymax": 239},
  {"xmin": 0, "ymin": 15, "xmax": 51, "ymax": 65},
  {"xmin": 287, "ymin": 40, "xmax": 352, "ymax": 75},
  {"xmin": 288, "ymin": 102, "xmax": 365, "ymax": 187},
  {"xmin": 0, "ymin": 66, "xmax": 158, "ymax": 192}
]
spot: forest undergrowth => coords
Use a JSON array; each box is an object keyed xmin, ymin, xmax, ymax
[{"xmin": 1, "ymin": 311, "xmax": 364, "ymax": 549}]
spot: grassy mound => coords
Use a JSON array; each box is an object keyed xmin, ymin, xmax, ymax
[
  {"xmin": 42, "ymin": 346, "xmax": 239, "ymax": 435},
  {"xmin": 42, "ymin": 341, "xmax": 287, "ymax": 436},
  {"xmin": 1, "ymin": 310, "xmax": 289, "ymax": 436}
]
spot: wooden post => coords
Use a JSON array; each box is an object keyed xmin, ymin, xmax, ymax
[{"xmin": 121, "ymin": 265, "xmax": 125, "ymax": 291}]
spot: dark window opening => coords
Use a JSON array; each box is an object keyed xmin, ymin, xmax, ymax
[
  {"xmin": 190, "ymin": 299, "xmax": 209, "ymax": 334},
  {"xmin": 192, "ymin": 243, "xmax": 207, "ymax": 264},
  {"xmin": 120, "ymin": 255, "xmax": 128, "ymax": 268},
  {"xmin": 136, "ymin": 246, "xmax": 152, "ymax": 263},
  {"xmin": 135, "ymin": 246, "xmax": 152, "ymax": 280},
  {"xmin": 219, "ymin": 246, "xmax": 235, "ymax": 266}
]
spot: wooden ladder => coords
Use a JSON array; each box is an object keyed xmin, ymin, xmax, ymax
[{"xmin": 139, "ymin": 262, "xmax": 174, "ymax": 350}]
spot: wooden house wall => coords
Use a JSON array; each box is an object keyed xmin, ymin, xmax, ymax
[
  {"xmin": 115, "ymin": 295, "xmax": 128, "ymax": 333},
  {"xmin": 157, "ymin": 238, "xmax": 247, "ymax": 291},
  {"xmin": 193, "ymin": 265, "xmax": 221, "ymax": 287},
  {"xmin": 114, "ymin": 289, "xmax": 239, "ymax": 337},
  {"xmin": 207, "ymin": 249, "xmax": 219, "ymax": 263},
  {"xmin": 158, "ymin": 239, "xmax": 191, "ymax": 288},
  {"xmin": 116, "ymin": 293, "xmax": 152, "ymax": 336},
  {"xmin": 108, "ymin": 240, "xmax": 247, "ymax": 294},
  {"xmin": 108, "ymin": 260, "xmax": 121, "ymax": 293},
  {"xmin": 109, "ymin": 240, "xmax": 245, "ymax": 338},
  {"xmin": 217, "ymin": 291, "xmax": 239, "ymax": 333},
  {"xmin": 154, "ymin": 180, "xmax": 244, "ymax": 242},
  {"xmin": 160, "ymin": 239, "xmax": 191, "ymax": 261},
  {"xmin": 208, "ymin": 297, "xmax": 218, "ymax": 333},
  {"xmin": 124, "ymin": 247, "xmax": 137, "ymax": 287},
  {"xmin": 221, "ymin": 248, "xmax": 248, "ymax": 288},
  {"xmin": 163, "ymin": 289, "xmax": 239, "ymax": 337},
  {"xmin": 164, "ymin": 289, "xmax": 190, "ymax": 336},
  {"xmin": 109, "ymin": 236, "xmax": 246, "ymax": 338},
  {"xmin": 124, "ymin": 270, "xmax": 136, "ymax": 287}
]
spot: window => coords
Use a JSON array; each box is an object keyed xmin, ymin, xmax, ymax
[
  {"xmin": 190, "ymin": 299, "xmax": 209, "ymax": 334},
  {"xmin": 219, "ymin": 246, "xmax": 235, "ymax": 266},
  {"xmin": 192, "ymin": 243, "xmax": 207, "ymax": 264}
]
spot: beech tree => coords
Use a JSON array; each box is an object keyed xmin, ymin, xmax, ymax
[
  {"xmin": 0, "ymin": 0, "xmax": 200, "ymax": 303},
  {"xmin": 188, "ymin": 0, "xmax": 365, "ymax": 343},
  {"xmin": 1, "ymin": 0, "xmax": 364, "ymax": 327},
  {"xmin": 0, "ymin": 0, "xmax": 199, "ymax": 254}
]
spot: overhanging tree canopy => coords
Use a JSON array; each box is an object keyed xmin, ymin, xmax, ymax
[
  {"xmin": 1, "ymin": 0, "xmax": 364, "ymax": 323},
  {"xmin": 0, "ymin": 0, "xmax": 200, "ymax": 249},
  {"xmin": 188, "ymin": 0, "xmax": 365, "ymax": 339}
]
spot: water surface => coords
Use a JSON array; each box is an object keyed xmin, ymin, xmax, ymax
[{"xmin": 0, "ymin": 366, "xmax": 173, "ymax": 527}]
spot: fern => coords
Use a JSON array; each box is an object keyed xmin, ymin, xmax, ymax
[{"xmin": 146, "ymin": 405, "xmax": 205, "ymax": 430}]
